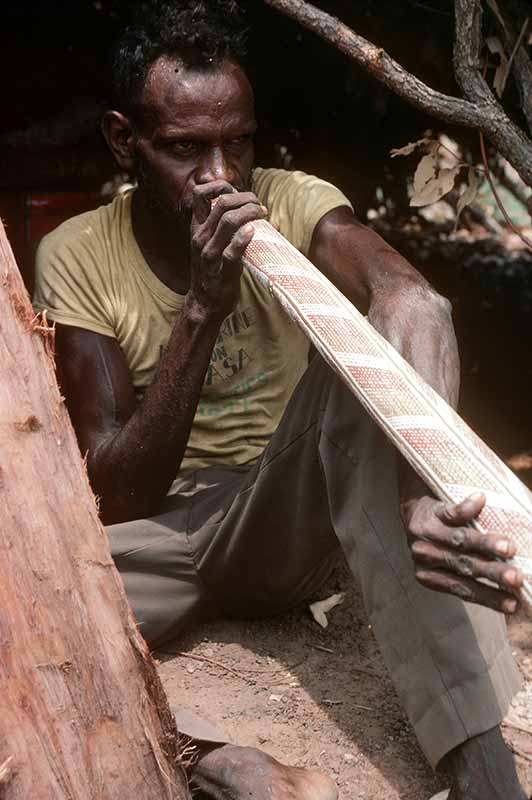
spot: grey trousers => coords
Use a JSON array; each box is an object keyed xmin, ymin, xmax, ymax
[{"xmin": 107, "ymin": 355, "xmax": 521, "ymax": 768}]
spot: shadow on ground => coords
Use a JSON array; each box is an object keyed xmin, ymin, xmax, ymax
[{"xmin": 156, "ymin": 560, "xmax": 452, "ymax": 800}]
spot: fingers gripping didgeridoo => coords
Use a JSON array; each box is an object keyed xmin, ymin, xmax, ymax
[{"xmin": 242, "ymin": 218, "xmax": 532, "ymax": 613}]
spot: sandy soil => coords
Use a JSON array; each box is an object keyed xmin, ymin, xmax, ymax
[{"xmin": 156, "ymin": 561, "xmax": 532, "ymax": 799}]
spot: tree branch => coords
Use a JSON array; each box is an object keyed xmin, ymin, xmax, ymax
[
  {"xmin": 264, "ymin": 0, "xmax": 481, "ymax": 124},
  {"xmin": 263, "ymin": 0, "xmax": 532, "ymax": 188},
  {"xmin": 453, "ymin": 0, "xmax": 532, "ymax": 187},
  {"xmin": 486, "ymin": 0, "xmax": 532, "ymax": 135},
  {"xmin": 512, "ymin": 33, "xmax": 532, "ymax": 136},
  {"xmin": 453, "ymin": 0, "xmax": 486, "ymax": 105}
]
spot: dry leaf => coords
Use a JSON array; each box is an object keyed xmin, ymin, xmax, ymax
[
  {"xmin": 486, "ymin": 36, "xmax": 510, "ymax": 97},
  {"xmin": 410, "ymin": 165, "xmax": 461, "ymax": 207},
  {"xmin": 456, "ymin": 167, "xmax": 480, "ymax": 220},
  {"xmin": 390, "ymin": 137, "xmax": 432, "ymax": 158},
  {"xmin": 486, "ymin": 0, "xmax": 508, "ymax": 33},
  {"xmin": 309, "ymin": 592, "xmax": 345, "ymax": 629},
  {"xmin": 413, "ymin": 153, "xmax": 437, "ymax": 196}
]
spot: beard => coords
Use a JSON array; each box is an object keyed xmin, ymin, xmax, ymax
[
  {"xmin": 134, "ymin": 156, "xmax": 253, "ymax": 241},
  {"xmin": 134, "ymin": 158, "xmax": 193, "ymax": 237}
]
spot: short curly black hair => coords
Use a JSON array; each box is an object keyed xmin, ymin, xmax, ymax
[{"xmin": 111, "ymin": 0, "xmax": 248, "ymax": 116}]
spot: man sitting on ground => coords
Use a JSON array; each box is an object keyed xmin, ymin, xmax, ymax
[{"xmin": 33, "ymin": 2, "xmax": 527, "ymax": 798}]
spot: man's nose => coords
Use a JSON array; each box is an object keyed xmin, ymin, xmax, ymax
[{"xmin": 196, "ymin": 148, "xmax": 235, "ymax": 186}]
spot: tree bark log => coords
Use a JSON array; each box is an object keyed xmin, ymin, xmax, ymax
[
  {"xmin": 0, "ymin": 219, "xmax": 188, "ymax": 799},
  {"xmin": 263, "ymin": 0, "xmax": 532, "ymax": 189}
]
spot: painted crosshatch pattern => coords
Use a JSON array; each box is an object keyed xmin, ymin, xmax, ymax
[{"xmin": 243, "ymin": 217, "xmax": 532, "ymax": 605}]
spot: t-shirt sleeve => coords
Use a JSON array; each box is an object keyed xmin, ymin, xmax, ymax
[
  {"xmin": 252, "ymin": 167, "xmax": 353, "ymax": 256},
  {"xmin": 33, "ymin": 218, "xmax": 116, "ymax": 338}
]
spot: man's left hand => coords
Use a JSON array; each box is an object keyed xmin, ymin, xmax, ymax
[{"xmin": 404, "ymin": 492, "xmax": 524, "ymax": 613}]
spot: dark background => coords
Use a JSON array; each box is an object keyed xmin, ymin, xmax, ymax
[{"xmin": 1, "ymin": 0, "xmax": 461, "ymax": 207}]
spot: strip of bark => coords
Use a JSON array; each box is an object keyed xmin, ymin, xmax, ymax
[{"xmin": 263, "ymin": 0, "xmax": 532, "ymax": 189}]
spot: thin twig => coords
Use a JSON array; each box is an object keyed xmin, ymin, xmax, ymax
[
  {"xmin": 479, "ymin": 131, "xmax": 532, "ymax": 252},
  {"xmin": 506, "ymin": 17, "xmax": 530, "ymax": 91},
  {"xmin": 309, "ymin": 644, "xmax": 335, "ymax": 654},
  {"xmin": 161, "ymin": 651, "xmax": 307, "ymax": 682},
  {"xmin": 435, "ymin": 140, "xmax": 467, "ymax": 166},
  {"xmin": 164, "ymin": 651, "xmax": 252, "ymax": 683},
  {"xmin": 407, "ymin": 0, "xmax": 451, "ymax": 16},
  {"xmin": 486, "ymin": 0, "xmax": 507, "ymax": 33},
  {"xmin": 239, "ymin": 656, "xmax": 307, "ymax": 674},
  {"xmin": 307, "ymin": 644, "xmax": 384, "ymax": 677},
  {"xmin": 352, "ymin": 665, "xmax": 384, "ymax": 679}
]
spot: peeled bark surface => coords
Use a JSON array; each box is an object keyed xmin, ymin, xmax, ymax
[{"xmin": 0, "ymin": 218, "xmax": 187, "ymax": 798}]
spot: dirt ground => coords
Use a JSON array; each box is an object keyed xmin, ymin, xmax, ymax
[{"xmin": 156, "ymin": 561, "xmax": 532, "ymax": 800}]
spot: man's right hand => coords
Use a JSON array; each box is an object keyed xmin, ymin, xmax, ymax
[{"xmin": 187, "ymin": 180, "xmax": 268, "ymax": 321}]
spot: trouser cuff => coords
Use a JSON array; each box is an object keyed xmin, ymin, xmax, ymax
[{"xmin": 414, "ymin": 643, "xmax": 522, "ymax": 769}]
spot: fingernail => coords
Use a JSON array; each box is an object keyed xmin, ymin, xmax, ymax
[
  {"xmin": 469, "ymin": 492, "xmax": 484, "ymax": 502},
  {"xmin": 504, "ymin": 568, "xmax": 517, "ymax": 586},
  {"xmin": 244, "ymin": 224, "xmax": 254, "ymax": 235},
  {"xmin": 503, "ymin": 598, "xmax": 517, "ymax": 613},
  {"xmin": 495, "ymin": 540, "xmax": 510, "ymax": 556},
  {"xmin": 260, "ymin": 205, "xmax": 268, "ymax": 213}
]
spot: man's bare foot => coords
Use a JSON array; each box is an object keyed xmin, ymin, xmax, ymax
[
  {"xmin": 443, "ymin": 726, "xmax": 527, "ymax": 800},
  {"xmin": 190, "ymin": 744, "xmax": 338, "ymax": 800}
]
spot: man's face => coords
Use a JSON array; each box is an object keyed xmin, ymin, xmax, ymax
[{"xmin": 131, "ymin": 55, "xmax": 257, "ymax": 223}]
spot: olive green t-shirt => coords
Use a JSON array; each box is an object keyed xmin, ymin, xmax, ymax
[{"xmin": 33, "ymin": 167, "xmax": 352, "ymax": 475}]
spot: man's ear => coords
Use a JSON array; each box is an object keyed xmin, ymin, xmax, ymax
[{"xmin": 101, "ymin": 111, "xmax": 136, "ymax": 172}]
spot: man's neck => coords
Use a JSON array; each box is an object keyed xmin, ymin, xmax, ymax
[{"xmin": 131, "ymin": 189, "xmax": 191, "ymax": 295}]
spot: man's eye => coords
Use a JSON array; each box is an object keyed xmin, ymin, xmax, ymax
[
  {"xmin": 170, "ymin": 141, "xmax": 198, "ymax": 156},
  {"xmin": 228, "ymin": 136, "xmax": 251, "ymax": 148}
]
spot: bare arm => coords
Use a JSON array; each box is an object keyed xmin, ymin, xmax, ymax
[
  {"xmin": 57, "ymin": 182, "xmax": 266, "ymax": 524},
  {"xmin": 309, "ymin": 206, "xmax": 523, "ymax": 613},
  {"xmin": 309, "ymin": 206, "xmax": 459, "ymax": 402},
  {"xmin": 57, "ymin": 310, "xmax": 223, "ymax": 524}
]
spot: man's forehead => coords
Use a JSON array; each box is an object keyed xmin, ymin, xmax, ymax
[{"xmin": 139, "ymin": 55, "xmax": 255, "ymax": 129}]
